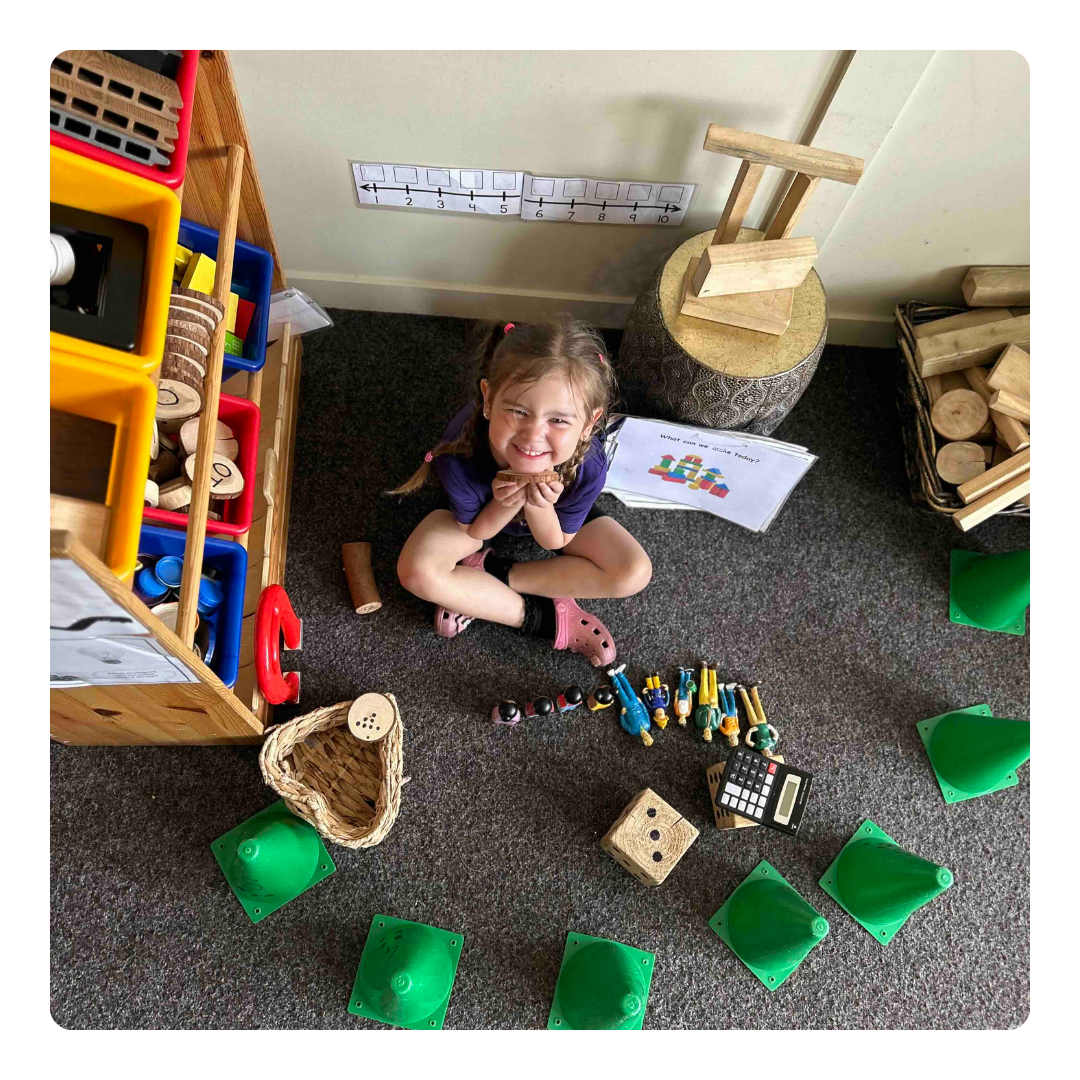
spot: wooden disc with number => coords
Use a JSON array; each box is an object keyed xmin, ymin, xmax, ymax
[
  {"xmin": 180, "ymin": 416, "xmax": 237, "ymax": 460},
  {"xmin": 171, "ymin": 286, "xmax": 224, "ymax": 320},
  {"xmin": 156, "ymin": 379, "xmax": 201, "ymax": 421},
  {"xmin": 158, "ymin": 477, "xmax": 192, "ymax": 510},
  {"xmin": 184, "ymin": 452, "xmax": 244, "ymax": 499},
  {"xmin": 347, "ymin": 693, "xmax": 395, "ymax": 742},
  {"xmin": 935, "ymin": 441, "xmax": 988, "ymax": 484},
  {"xmin": 931, "ymin": 389, "xmax": 989, "ymax": 441}
]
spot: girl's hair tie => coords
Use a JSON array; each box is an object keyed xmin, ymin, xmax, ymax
[
  {"xmin": 598, "ymin": 352, "xmax": 605, "ymax": 363},
  {"xmin": 424, "ymin": 451, "xmax": 433, "ymax": 463},
  {"xmin": 503, "ymin": 322, "xmax": 515, "ymax": 334}
]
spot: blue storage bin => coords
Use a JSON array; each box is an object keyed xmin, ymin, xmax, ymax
[
  {"xmin": 138, "ymin": 524, "xmax": 248, "ymax": 687},
  {"xmin": 176, "ymin": 218, "xmax": 273, "ymax": 375}
]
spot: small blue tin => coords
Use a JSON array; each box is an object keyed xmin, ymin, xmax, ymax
[
  {"xmin": 154, "ymin": 555, "xmax": 185, "ymax": 589},
  {"xmin": 197, "ymin": 576, "xmax": 225, "ymax": 616},
  {"xmin": 134, "ymin": 567, "xmax": 170, "ymax": 605}
]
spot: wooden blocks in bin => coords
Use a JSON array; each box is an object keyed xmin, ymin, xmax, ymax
[{"xmin": 600, "ymin": 788, "xmax": 698, "ymax": 886}]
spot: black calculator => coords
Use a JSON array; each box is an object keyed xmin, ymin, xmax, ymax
[{"xmin": 715, "ymin": 747, "xmax": 814, "ymax": 837}]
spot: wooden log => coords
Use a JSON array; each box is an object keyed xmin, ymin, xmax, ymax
[
  {"xmin": 184, "ymin": 452, "xmax": 244, "ymax": 500},
  {"xmin": 953, "ymin": 470, "xmax": 1030, "ymax": 531},
  {"xmin": 156, "ymin": 379, "xmax": 201, "ymax": 422},
  {"xmin": 988, "ymin": 388, "xmax": 1030, "ymax": 423},
  {"xmin": 916, "ymin": 315, "xmax": 1030, "ymax": 377},
  {"xmin": 764, "ymin": 173, "xmax": 821, "ymax": 240},
  {"xmin": 957, "ymin": 447, "xmax": 1030, "ymax": 505},
  {"xmin": 931, "ymin": 389, "xmax": 989, "ymax": 441},
  {"xmin": 678, "ymin": 258, "xmax": 793, "ymax": 335},
  {"xmin": 692, "ymin": 236, "xmax": 817, "ymax": 298},
  {"xmin": 702, "ymin": 124, "xmax": 865, "ymax": 184},
  {"xmin": 987, "ymin": 344, "xmax": 1030, "ymax": 398},
  {"xmin": 712, "ymin": 160, "xmax": 765, "ymax": 245},
  {"xmin": 936, "ymin": 441, "xmax": 987, "ymax": 485},
  {"xmin": 961, "ymin": 265, "xmax": 1030, "ymax": 307},
  {"xmin": 912, "ymin": 308, "xmax": 1013, "ymax": 340},
  {"xmin": 179, "ymin": 416, "xmax": 237, "ymax": 459},
  {"xmin": 341, "ymin": 542, "xmax": 383, "ymax": 615}
]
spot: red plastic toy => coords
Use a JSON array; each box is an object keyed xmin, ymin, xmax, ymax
[{"xmin": 255, "ymin": 584, "xmax": 302, "ymax": 705}]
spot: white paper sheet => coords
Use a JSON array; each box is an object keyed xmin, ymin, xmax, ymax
[
  {"xmin": 603, "ymin": 416, "xmax": 816, "ymax": 533},
  {"xmin": 521, "ymin": 175, "xmax": 694, "ymax": 225},
  {"xmin": 50, "ymin": 635, "xmax": 200, "ymax": 687},
  {"xmin": 352, "ymin": 162, "xmax": 524, "ymax": 216},
  {"xmin": 50, "ymin": 559, "xmax": 146, "ymax": 640}
]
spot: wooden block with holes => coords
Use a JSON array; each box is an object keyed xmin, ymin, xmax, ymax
[
  {"xmin": 599, "ymin": 788, "xmax": 698, "ymax": 886},
  {"xmin": 706, "ymin": 757, "xmax": 785, "ymax": 831},
  {"xmin": 692, "ymin": 237, "xmax": 817, "ymax": 298},
  {"xmin": 678, "ymin": 257, "xmax": 793, "ymax": 335},
  {"xmin": 961, "ymin": 266, "xmax": 1030, "ymax": 308}
]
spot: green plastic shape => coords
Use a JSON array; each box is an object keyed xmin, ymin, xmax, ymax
[
  {"xmin": 348, "ymin": 915, "xmax": 464, "ymax": 1030},
  {"xmin": 819, "ymin": 819, "xmax": 952, "ymax": 945},
  {"xmin": 547, "ymin": 931, "xmax": 655, "ymax": 1029},
  {"xmin": 918, "ymin": 704, "xmax": 1029, "ymax": 804},
  {"xmin": 950, "ymin": 549, "xmax": 1029, "ymax": 635},
  {"xmin": 708, "ymin": 860, "xmax": 828, "ymax": 992},
  {"xmin": 211, "ymin": 799, "xmax": 335, "ymax": 924}
]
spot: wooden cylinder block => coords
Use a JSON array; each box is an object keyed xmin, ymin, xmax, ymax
[
  {"xmin": 180, "ymin": 416, "xmax": 237, "ymax": 460},
  {"xmin": 936, "ymin": 441, "xmax": 987, "ymax": 485},
  {"xmin": 184, "ymin": 452, "xmax": 244, "ymax": 500},
  {"xmin": 931, "ymin": 389, "xmax": 989, "ymax": 441},
  {"xmin": 342, "ymin": 542, "xmax": 382, "ymax": 614},
  {"xmin": 158, "ymin": 477, "xmax": 192, "ymax": 511},
  {"xmin": 156, "ymin": 379, "xmax": 201, "ymax": 422}
]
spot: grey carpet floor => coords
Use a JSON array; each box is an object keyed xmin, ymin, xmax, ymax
[{"xmin": 50, "ymin": 309, "xmax": 1030, "ymax": 1029}]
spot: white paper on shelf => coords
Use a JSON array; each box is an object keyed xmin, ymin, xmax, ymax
[
  {"xmin": 602, "ymin": 415, "xmax": 816, "ymax": 533},
  {"xmin": 268, "ymin": 288, "xmax": 334, "ymax": 338},
  {"xmin": 351, "ymin": 162, "xmax": 524, "ymax": 216},
  {"xmin": 50, "ymin": 635, "xmax": 200, "ymax": 687},
  {"xmin": 521, "ymin": 175, "xmax": 694, "ymax": 225},
  {"xmin": 50, "ymin": 559, "xmax": 146, "ymax": 640}
]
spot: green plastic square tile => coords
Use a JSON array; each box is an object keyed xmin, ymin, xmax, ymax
[
  {"xmin": 548, "ymin": 931, "xmax": 655, "ymax": 1029},
  {"xmin": 348, "ymin": 915, "xmax": 464, "ymax": 1030},
  {"xmin": 211, "ymin": 799, "xmax": 335, "ymax": 925},
  {"xmin": 708, "ymin": 860, "xmax": 828, "ymax": 992},
  {"xmin": 917, "ymin": 704, "xmax": 1019, "ymax": 803},
  {"xmin": 950, "ymin": 550, "xmax": 1026, "ymax": 635}
]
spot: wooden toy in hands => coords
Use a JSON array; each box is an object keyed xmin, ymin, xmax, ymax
[
  {"xmin": 600, "ymin": 788, "xmax": 699, "ymax": 886},
  {"xmin": 496, "ymin": 470, "xmax": 560, "ymax": 485}
]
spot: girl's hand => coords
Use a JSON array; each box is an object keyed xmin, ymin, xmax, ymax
[
  {"xmin": 525, "ymin": 479, "xmax": 564, "ymax": 507},
  {"xmin": 492, "ymin": 477, "xmax": 527, "ymax": 509}
]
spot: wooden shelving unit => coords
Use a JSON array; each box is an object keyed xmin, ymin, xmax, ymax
[{"xmin": 50, "ymin": 52, "xmax": 303, "ymax": 745}]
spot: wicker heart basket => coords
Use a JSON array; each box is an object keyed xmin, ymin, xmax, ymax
[{"xmin": 259, "ymin": 696, "xmax": 405, "ymax": 849}]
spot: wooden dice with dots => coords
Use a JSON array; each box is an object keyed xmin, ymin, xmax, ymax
[
  {"xmin": 600, "ymin": 788, "xmax": 699, "ymax": 886},
  {"xmin": 347, "ymin": 693, "xmax": 395, "ymax": 742}
]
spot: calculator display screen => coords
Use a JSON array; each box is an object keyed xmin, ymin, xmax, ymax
[{"xmin": 773, "ymin": 775, "xmax": 801, "ymax": 825}]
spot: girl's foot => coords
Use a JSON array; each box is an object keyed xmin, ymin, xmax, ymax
[
  {"xmin": 434, "ymin": 547, "xmax": 492, "ymax": 638},
  {"xmin": 552, "ymin": 597, "xmax": 617, "ymax": 668}
]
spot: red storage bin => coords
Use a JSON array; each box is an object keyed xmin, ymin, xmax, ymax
[
  {"xmin": 50, "ymin": 50, "xmax": 199, "ymax": 190},
  {"xmin": 143, "ymin": 395, "xmax": 260, "ymax": 537}
]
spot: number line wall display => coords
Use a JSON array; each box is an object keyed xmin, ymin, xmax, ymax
[
  {"xmin": 351, "ymin": 162, "xmax": 524, "ymax": 216},
  {"xmin": 521, "ymin": 175, "xmax": 695, "ymax": 225}
]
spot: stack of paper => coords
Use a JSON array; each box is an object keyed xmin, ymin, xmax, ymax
[{"xmin": 601, "ymin": 415, "xmax": 817, "ymax": 533}]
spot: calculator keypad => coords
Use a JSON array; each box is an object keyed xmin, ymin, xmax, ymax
[{"xmin": 718, "ymin": 748, "xmax": 773, "ymax": 821}]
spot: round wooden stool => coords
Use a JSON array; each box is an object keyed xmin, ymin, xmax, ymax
[{"xmin": 617, "ymin": 228, "xmax": 828, "ymax": 435}]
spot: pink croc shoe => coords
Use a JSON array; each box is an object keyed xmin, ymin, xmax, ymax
[
  {"xmin": 553, "ymin": 597, "xmax": 617, "ymax": 668},
  {"xmin": 434, "ymin": 546, "xmax": 492, "ymax": 639}
]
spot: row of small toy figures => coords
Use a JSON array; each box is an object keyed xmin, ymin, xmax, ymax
[{"xmin": 492, "ymin": 663, "xmax": 779, "ymax": 752}]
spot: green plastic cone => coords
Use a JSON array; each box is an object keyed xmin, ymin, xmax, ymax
[
  {"xmin": 548, "ymin": 932, "xmax": 654, "ymax": 1029},
  {"xmin": 926, "ymin": 710, "xmax": 1030, "ymax": 800},
  {"xmin": 820, "ymin": 819, "xmax": 951, "ymax": 945},
  {"xmin": 349, "ymin": 916, "xmax": 464, "ymax": 1029},
  {"xmin": 211, "ymin": 801, "xmax": 335, "ymax": 923},
  {"xmin": 950, "ymin": 549, "xmax": 1029, "ymax": 634},
  {"xmin": 709, "ymin": 861, "xmax": 828, "ymax": 991}
]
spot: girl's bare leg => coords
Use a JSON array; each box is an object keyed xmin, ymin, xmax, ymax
[
  {"xmin": 397, "ymin": 510, "xmax": 526, "ymax": 627},
  {"xmin": 507, "ymin": 517, "xmax": 652, "ymax": 599}
]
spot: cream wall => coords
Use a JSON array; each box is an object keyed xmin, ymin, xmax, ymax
[{"xmin": 231, "ymin": 50, "xmax": 1029, "ymax": 345}]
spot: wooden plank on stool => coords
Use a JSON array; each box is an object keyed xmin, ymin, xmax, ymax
[
  {"xmin": 692, "ymin": 236, "xmax": 817, "ymax": 298},
  {"xmin": 702, "ymin": 125, "xmax": 865, "ymax": 184},
  {"xmin": 678, "ymin": 258, "xmax": 793, "ymax": 335},
  {"xmin": 764, "ymin": 173, "xmax": 821, "ymax": 240},
  {"xmin": 712, "ymin": 160, "xmax": 765, "ymax": 245}
]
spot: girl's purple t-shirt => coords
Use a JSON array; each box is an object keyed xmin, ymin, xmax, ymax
[{"xmin": 433, "ymin": 402, "xmax": 609, "ymax": 537}]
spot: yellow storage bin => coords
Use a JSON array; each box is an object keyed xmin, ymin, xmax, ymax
[
  {"xmin": 50, "ymin": 348, "xmax": 156, "ymax": 581},
  {"xmin": 50, "ymin": 146, "xmax": 180, "ymax": 375}
]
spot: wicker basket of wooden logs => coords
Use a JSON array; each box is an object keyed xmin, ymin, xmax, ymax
[
  {"xmin": 895, "ymin": 281, "xmax": 1030, "ymax": 530},
  {"xmin": 259, "ymin": 695, "xmax": 405, "ymax": 849}
]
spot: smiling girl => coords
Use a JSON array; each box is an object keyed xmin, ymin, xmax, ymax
[{"xmin": 391, "ymin": 315, "xmax": 652, "ymax": 666}]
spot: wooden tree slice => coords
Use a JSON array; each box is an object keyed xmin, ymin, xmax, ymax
[
  {"xmin": 171, "ymin": 286, "xmax": 225, "ymax": 319},
  {"xmin": 342, "ymin": 542, "xmax": 382, "ymax": 614},
  {"xmin": 931, "ymin": 389, "xmax": 989, "ymax": 441},
  {"xmin": 936, "ymin": 441, "xmax": 987, "ymax": 484},
  {"xmin": 144, "ymin": 479, "xmax": 159, "ymax": 507},
  {"xmin": 164, "ymin": 350, "xmax": 206, "ymax": 380},
  {"xmin": 161, "ymin": 352, "xmax": 205, "ymax": 396},
  {"xmin": 179, "ymin": 416, "xmax": 236, "ymax": 459},
  {"xmin": 496, "ymin": 470, "xmax": 560, "ymax": 484},
  {"xmin": 158, "ymin": 477, "xmax": 192, "ymax": 511},
  {"xmin": 166, "ymin": 317, "xmax": 212, "ymax": 350},
  {"xmin": 184, "ymin": 452, "xmax": 244, "ymax": 500},
  {"xmin": 156, "ymin": 380, "xmax": 201, "ymax": 421},
  {"xmin": 147, "ymin": 447, "xmax": 181, "ymax": 485},
  {"xmin": 165, "ymin": 333, "xmax": 209, "ymax": 362},
  {"xmin": 347, "ymin": 693, "xmax": 395, "ymax": 742},
  {"xmin": 168, "ymin": 303, "xmax": 218, "ymax": 335}
]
